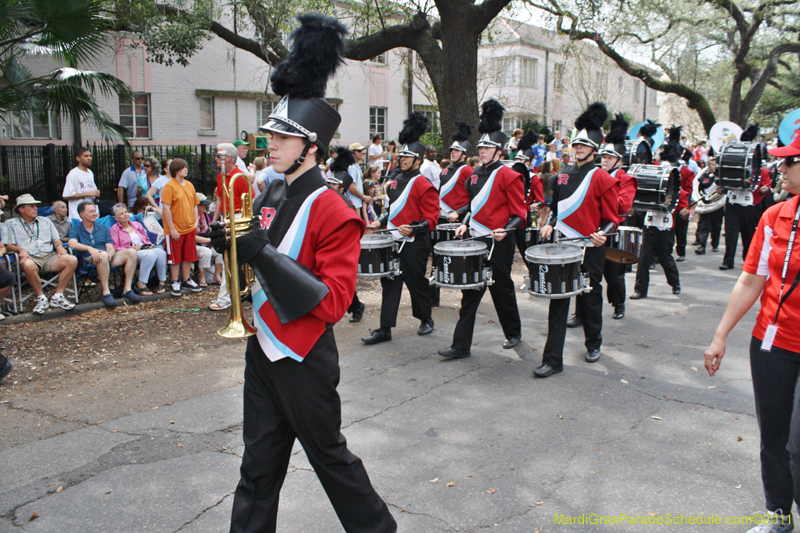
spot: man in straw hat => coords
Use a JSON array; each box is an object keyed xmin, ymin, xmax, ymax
[{"xmin": 2, "ymin": 194, "xmax": 77, "ymax": 315}]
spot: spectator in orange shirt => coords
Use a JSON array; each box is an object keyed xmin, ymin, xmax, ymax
[{"xmin": 161, "ymin": 158, "xmax": 201, "ymax": 297}]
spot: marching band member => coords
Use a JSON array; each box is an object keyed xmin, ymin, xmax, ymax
[
  {"xmin": 599, "ymin": 113, "xmax": 637, "ymax": 320},
  {"xmin": 512, "ymin": 130, "xmax": 544, "ymax": 261},
  {"xmin": 220, "ymin": 14, "xmax": 397, "ymax": 533},
  {"xmin": 695, "ymin": 157, "xmax": 724, "ymax": 254},
  {"xmin": 439, "ymin": 99, "xmax": 526, "ymax": 358},
  {"xmin": 630, "ymin": 133, "xmax": 686, "ymax": 299},
  {"xmin": 674, "ymin": 129, "xmax": 696, "ymax": 262},
  {"xmin": 720, "ymin": 124, "xmax": 772, "ymax": 270},
  {"xmin": 362, "ymin": 112, "xmax": 439, "ymax": 344},
  {"xmin": 439, "ymin": 122, "xmax": 475, "ymax": 223},
  {"xmin": 535, "ymin": 102, "xmax": 619, "ymax": 377}
]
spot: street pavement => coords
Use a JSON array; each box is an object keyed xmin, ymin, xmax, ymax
[{"xmin": 0, "ymin": 248, "xmax": 774, "ymax": 532}]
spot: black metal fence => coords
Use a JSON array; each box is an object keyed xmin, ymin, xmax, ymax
[{"xmin": 0, "ymin": 143, "xmax": 219, "ymax": 206}]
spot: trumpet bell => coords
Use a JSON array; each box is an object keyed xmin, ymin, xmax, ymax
[{"xmin": 218, "ymin": 315, "xmax": 257, "ymax": 338}]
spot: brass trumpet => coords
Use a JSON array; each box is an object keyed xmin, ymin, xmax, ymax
[{"xmin": 217, "ymin": 172, "xmax": 258, "ymax": 339}]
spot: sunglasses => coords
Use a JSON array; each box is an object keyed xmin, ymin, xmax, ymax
[
  {"xmin": 133, "ymin": 157, "xmax": 143, "ymax": 160},
  {"xmin": 782, "ymin": 156, "xmax": 799, "ymax": 168},
  {"xmin": 143, "ymin": 164, "xmax": 151, "ymax": 168}
]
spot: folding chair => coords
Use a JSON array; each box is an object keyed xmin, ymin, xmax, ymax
[
  {"xmin": 0, "ymin": 253, "xmax": 21, "ymax": 315},
  {"xmin": 7, "ymin": 251, "xmax": 78, "ymax": 313}
]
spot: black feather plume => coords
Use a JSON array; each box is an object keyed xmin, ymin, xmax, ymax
[
  {"xmin": 740, "ymin": 123, "xmax": 759, "ymax": 142},
  {"xmin": 330, "ymin": 146, "xmax": 355, "ymax": 172},
  {"xmin": 516, "ymin": 130, "xmax": 537, "ymax": 152},
  {"xmin": 398, "ymin": 112, "xmax": 428, "ymax": 145},
  {"xmin": 270, "ymin": 13, "xmax": 347, "ymax": 99},
  {"xmin": 452, "ymin": 121, "xmax": 473, "ymax": 142},
  {"xmin": 661, "ymin": 143, "xmax": 679, "ymax": 164},
  {"xmin": 640, "ymin": 119, "xmax": 660, "ymax": 138},
  {"xmin": 667, "ymin": 125, "xmax": 682, "ymax": 145},
  {"xmin": 604, "ymin": 113, "xmax": 628, "ymax": 144},
  {"xmin": 575, "ymin": 102, "xmax": 608, "ymax": 132},
  {"xmin": 478, "ymin": 99, "xmax": 504, "ymax": 134}
]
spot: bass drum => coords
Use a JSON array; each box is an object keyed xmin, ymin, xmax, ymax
[
  {"xmin": 718, "ymin": 141, "xmax": 762, "ymax": 190},
  {"xmin": 629, "ymin": 164, "xmax": 681, "ymax": 212},
  {"xmin": 524, "ymin": 243, "xmax": 588, "ymax": 299},
  {"xmin": 624, "ymin": 138, "xmax": 653, "ymax": 167}
]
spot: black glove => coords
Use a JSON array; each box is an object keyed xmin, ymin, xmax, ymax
[
  {"xmin": 208, "ymin": 222, "xmax": 229, "ymax": 253},
  {"xmin": 236, "ymin": 228, "xmax": 270, "ymax": 265}
]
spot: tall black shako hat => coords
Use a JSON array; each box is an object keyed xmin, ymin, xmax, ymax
[
  {"xmin": 599, "ymin": 113, "xmax": 629, "ymax": 160},
  {"xmin": 397, "ymin": 112, "xmax": 429, "ymax": 161},
  {"xmin": 477, "ymin": 99, "xmax": 508, "ymax": 150},
  {"xmin": 514, "ymin": 130, "xmax": 537, "ymax": 162},
  {"xmin": 260, "ymin": 14, "xmax": 346, "ymax": 173},
  {"xmin": 573, "ymin": 102, "xmax": 608, "ymax": 150},
  {"xmin": 449, "ymin": 121, "xmax": 473, "ymax": 154},
  {"xmin": 330, "ymin": 145, "xmax": 355, "ymax": 190},
  {"xmin": 740, "ymin": 123, "xmax": 759, "ymax": 142},
  {"xmin": 661, "ymin": 125, "xmax": 682, "ymax": 165}
]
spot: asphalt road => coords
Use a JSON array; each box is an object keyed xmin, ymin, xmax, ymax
[{"xmin": 0, "ymin": 244, "xmax": 774, "ymax": 533}]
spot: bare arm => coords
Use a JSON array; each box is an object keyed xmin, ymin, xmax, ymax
[
  {"xmin": 145, "ymin": 185, "xmax": 159, "ymax": 208},
  {"xmin": 162, "ymin": 203, "xmax": 179, "ymax": 241},
  {"xmin": 704, "ymin": 271, "xmax": 766, "ymax": 376}
]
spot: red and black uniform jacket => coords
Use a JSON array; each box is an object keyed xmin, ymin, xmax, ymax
[
  {"xmin": 439, "ymin": 161, "xmax": 473, "ymax": 217},
  {"xmin": 525, "ymin": 174, "xmax": 545, "ymax": 208},
  {"xmin": 550, "ymin": 161, "xmax": 619, "ymax": 241},
  {"xmin": 463, "ymin": 161, "xmax": 527, "ymax": 236},
  {"xmin": 377, "ymin": 167, "xmax": 439, "ymax": 241},
  {"xmin": 611, "ymin": 167, "xmax": 637, "ymax": 219}
]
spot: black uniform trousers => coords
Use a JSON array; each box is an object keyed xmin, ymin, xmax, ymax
[
  {"xmin": 749, "ymin": 337, "xmax": 800, "ymax": 514},
  {"xmin": 347, "ymin": 292, "xmax": 362, "ymax": 314},
  {"xmin": 674, "ymin": 215, "xmax": 689, "ymax": 257},
  {"xmin": 696, "ymin": 209, "xmax": 724, "ymax": 250},
  {"xmin": 541, "ymin": 245, "xmax": 605, "ymax": 369},
  {"xmin": 379, "ymin": 234, "xmax": 432, "ymax": 329},
  {"xmin": 603, "ymin": 218, "xmax": 631, "ymax": 307},
  {"xmin": 634, "ymin": 226, "xmax": 680, "ymax": 296},
  {"xmin": 722, "ymin": 202, "xmax": 761, "ymax": 268},
  {"xmin": 230, "ymin": 333, "xmax": 395, "ymax": 533},
  {"xmin": 451, "ymin": 234, "xmax": 521, "ymax": 351}
]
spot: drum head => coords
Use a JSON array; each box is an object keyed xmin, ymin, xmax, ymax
[
  {"xmin": 437, "ymin": 223, "xmax": 462, "ymax": 232},
  {"xmin": 361, "ymin": 234, "xmax": 395, "ymax": 249},
  {"xmin": 434, "ymin": 240, "xmax": 487, "ymax": 256},
  {"xmin": 525, "ymin": 243, "xmax": 583, "ymax": 264},
  {"xmin": 605, "ymin": 248, "xmax": 638, "ymax": 264}
]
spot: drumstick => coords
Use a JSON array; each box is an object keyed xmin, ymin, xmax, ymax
[
  {"xmin": 371, "ymin": 224, "xmax": 424, "ymax": 234},
  {"xmin": 556, "ymin": 233, "xmax": 618, "ymax": 243}
]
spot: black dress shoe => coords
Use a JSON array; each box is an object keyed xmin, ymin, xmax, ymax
[
  {"xmin": 630, "ymin": 292, "xmax": 646, "ymax": 300},
  {"xmin": 438, "ymin": 347, "xmax": 471, "ymax": 359},
  {"xmin": 695, "ymin": 247, "xmax": 706, "ymax": 255},
  {"xmin": 503, "ymin": 335, "xmax": 521, "ymax": 349},
  {"xmin": 585, "ymin": 349, "xmax": 601, "ymax": 363},
  {"xmin": 566, "ymin": 315, "xmax": 581, "ymax": 328},
  {"xmin": 672, "ymin": 287, "xmax": 681, "ymax": 295},
  {"xmin": 612, "ymin": 305, "xmax": 625, "ymax": 319},
  {"xmin": 712, "ymin": 247, "xmax": 719, "ymax": 252},
  {"xmin": 0, "ymin": 360, "xmax": 11, "ymax": 382},
  {"xmin": 362, "ymin": 328, "xmax": 392, "ymax": 344},
  {"xmin": 418, "ymin": 319, "xmax": 434, "ymax": 336},
  {"xmin": 719, "ymin": 264, "xmax": 732, "ymax": 270},
  {"xmin": 649, "ymin": 263, "xmax": 656, "ymax": 270},
  {"xmin": 676, "ymin": 255, "xmax": 686, "ymax": 262},
  {"xmin": 692, "ymin": 240, "xmax": 701, "ymax": 246},
  {"xmin": 534, "ymin": 364, "xmax": 562, "ymax": 378},
  {"xmin": 349, "ymin": 302, "xmax": 365, "ymax": 323}
]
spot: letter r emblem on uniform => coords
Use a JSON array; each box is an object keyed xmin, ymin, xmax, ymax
[
  {"xmin": 260, "ymin": 207, "xmax": 277, "ymax": 229},
  {"xmin": 557, "ymin": 174, "xmax": 569, "ymax": 185}
]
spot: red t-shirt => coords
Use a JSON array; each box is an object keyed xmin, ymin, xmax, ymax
[
  {"xmin": 742, "ymin": 195, "xmax": 800, "ymax": 353},
  {"xmin": 215, "ymin": 168, "xmax": 250, "ymax": 214}
]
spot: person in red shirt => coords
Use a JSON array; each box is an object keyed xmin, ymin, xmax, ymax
[
  {"xmin": 600, "ymin": 114, "xmax": 637, "ymax": 320},
  {"xmin": 674, "ymin": 130, "xmax": 696, "ymax": 261},
  {"xmin": 212, "ymin": 143, "xmax": 251, "ymax": 222},
  {"xmin": 704, "ymin": 130, "xmax": 800, "ymax": 533},
  {"xmin": 438, "ymin": 100, "xmax": 527, "ymax": 358}
]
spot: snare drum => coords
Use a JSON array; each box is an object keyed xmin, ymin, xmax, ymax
[
  {"xmin": 525, "ymin": 227, "xmax": 544, "ymax": 247},
  {"xmin": 629, "ymin": 164, "xmax": 681, "ymax": 212},
  {"xmin": 435, "ymin": 223, "xmax": 462, "ymax": 242},
  {"xmin": 431, "ymin": 240, "xmax": 492, "ymax": 290},
  {"xmin": 524, "ymin": 243, "xmax": 588, "ymax": 299},
  {"xmin": 605, "ymin": 227, "xmax": 642, "ymax": 264},
  {"xmin": 717, "ymin": 141, "xmax": 762, "ymax": 190},
  {"xmin": 358, "ymin": 234, "xmax": 400, "ymax": 278}
]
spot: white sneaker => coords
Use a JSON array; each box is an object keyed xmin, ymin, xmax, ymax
[
  {"xmin": 747, "ymin": 511, "xmax": 794, "ymax": 533},
  {"xmin": 50, "ymin": 294, "xmax": 75, "ymax": 310},
  {"xmin": 32, "ymin": 296, "xmax": 49, "ymax": 315},
  {"xmin": 171, "ymin": 280, "xmax": 182, "ymax": 297}
]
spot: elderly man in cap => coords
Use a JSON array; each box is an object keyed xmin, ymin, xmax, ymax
[{"xmin": 2, "ymin": 194, "xmax": 78, "ymax": 314}]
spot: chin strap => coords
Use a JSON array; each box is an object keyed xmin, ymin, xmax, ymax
[{"xmin": 284, "ymin": 140, "xmax": 313, "ymax": 176}]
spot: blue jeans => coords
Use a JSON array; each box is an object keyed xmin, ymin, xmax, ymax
[{"xmin": 137, "ymin": 248, "xmax": 167, "ymax": 284}]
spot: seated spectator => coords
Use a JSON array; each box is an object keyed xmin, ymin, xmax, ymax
[
  {"xmin": 132, "ymin": 197, "xmax": 154, "ymax": 217},
  {"xmin": 46, "ymin": 200, "xmax": 71, "ymax": 241},
  {"xmin": 2, "ymin": 194, "xmax": 77, "ymax": 315},
  {"xmin": 68, "ymin": 201, "xmax": 140, "ymax": 307},
  {"xmin": 0, "ymin": 239, "xmax": 18, "ymax": 319},
  {"xmin": 110, "ymin": 203, "xmax": 167, "ymax": 295},
  {"xmin": 194, "ymin": 193, "xmax": 223, "ymax": 287}
]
